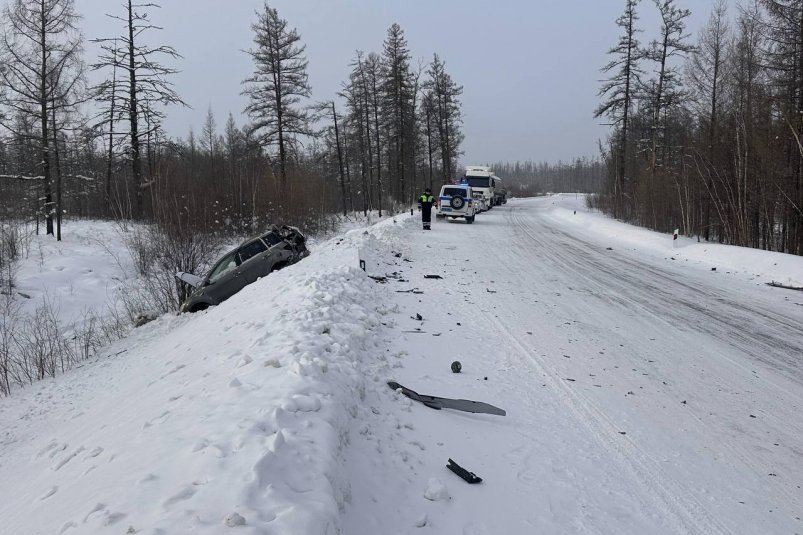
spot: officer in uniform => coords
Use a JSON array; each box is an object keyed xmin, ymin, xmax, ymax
[{"xmin": 418, "ymin": 187, "xmax": 435, "ymax": 230}]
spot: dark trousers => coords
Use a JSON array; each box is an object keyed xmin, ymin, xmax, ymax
[{"xmin": 421, "ymin": 204, "xmax": 432, "ymax": 229}]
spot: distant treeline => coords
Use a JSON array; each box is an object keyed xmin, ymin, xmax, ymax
[
  {"xmin": 0, "ymin": 1, "xmax": 464, "ymax": 240},
  {"xmin": 595, "ymin": 0, "xmax": 803, "ymax": 255},
  {"xmin": 490, "ymin": 158, "xmax": 606, "ymax": 197}
]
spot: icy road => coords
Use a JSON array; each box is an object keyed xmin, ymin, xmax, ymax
[{"xmin": 344, "ymin": 196, "xmax": 803, "ymax": 534}]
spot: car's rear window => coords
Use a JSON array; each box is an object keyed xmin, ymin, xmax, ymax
[
  {"xmin": 441, "ymin": 187, "xmax": 468, "ymax": 197},
  {"xmin": 261, "ymin": 232, "xmax": 282, "ymax": 246},
  {"xmin": 238, "ymin": 239, "xmax": 268, "ymax": 263}
]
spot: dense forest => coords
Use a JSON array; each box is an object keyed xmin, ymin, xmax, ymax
[
  {"xmin": 0, "ymin": 0, "xmax": 464, "ymax": 242},
  {"xmin": 595, "ymin": 0, "xmax": 803, "ymax": 255},
  {"xmin": 0, "ymin": 0, "xmax": 472, "ymax": 394}
]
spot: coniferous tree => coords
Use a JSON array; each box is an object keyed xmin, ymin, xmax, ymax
[
  {"xmin": 645, "ymin": 0, "xmax": 692, "ymax": 178},
  {"xmin": 380, "ymin": 23, "xmax": 413, "ymax": 202},
  {"xmin": 242, "ymin": 2, "xmax": 311, "ymax": 188},
  {"xmin": 595, "ymin": 0, "xmax": 643, "ymax": 219},
  {"xmin": 424, "ymin": 54, "xmax": 463, "ymax": 186}
]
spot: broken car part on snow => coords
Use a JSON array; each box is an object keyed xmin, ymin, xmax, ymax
[
  {"xmin": 387, "ymin": 381, "xmax": 506, "ymax": 416},
  {"xmin": 447, "ymin": 458, "xmax": 482, "ymax": 484}
]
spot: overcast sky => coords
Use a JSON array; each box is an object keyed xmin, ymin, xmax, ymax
[{"xmin": 74, "ymin": 0, "xmax": 711, "ymax": 165}]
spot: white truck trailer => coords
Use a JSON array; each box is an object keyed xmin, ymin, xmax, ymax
[{"xmin": 462, "ymin": 166, "xmax": 502, "ymax": 207}]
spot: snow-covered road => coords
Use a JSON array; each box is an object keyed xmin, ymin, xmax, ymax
[
  {"xmin": 345, "ymin": 196, "xmax": 803, "ymax": 534},
  {"xmin": 1, "ymin": 195, "xmax": 801, "ymax": 534}
]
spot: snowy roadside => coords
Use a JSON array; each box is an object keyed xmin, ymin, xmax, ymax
[
  {"xmin": 541, "ymin": 193, "xmax": 803, "ymax": 287},
  {"xmin": 0, "ymin": 216, "xmax": 408, "ymax": 534},
  {"xmin": 339, "ymin": 199, "xmax": 803, "ymax": 534}
]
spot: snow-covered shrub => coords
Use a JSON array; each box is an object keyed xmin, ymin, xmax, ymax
[
  {"xmin": 0, "ymin": 295, "xmax": 128, "ymax": 396},
  {"xmin": 11, "ymin": 295, "xmax": 75, "ymax": 384},
  {"xmin": 120, "ymin": 223, "xmax": 223, "ymax": 316},
  {"xmin": 69, "ymin": 309, "xmax": 110, "ymax": 362},
  {"xmin": 0, "ymin": 220, "xmax": 32, "ymax": 294},
  {"xmin": 0, "ymin": 293, "xmax": 20, "ymax": 396}
]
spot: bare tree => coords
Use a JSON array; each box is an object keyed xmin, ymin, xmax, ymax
[
  {"xmin": 361, "ymin": 52, "xmax": 384, "ymax": 216},
  {"xmin": 242, "ymin": 2, "xmax": 311, "ymax": 188},
  {"xmin": 312, "ymin": 100, "xmax": 348, "ymax": 215},
  {"xmin": 340, "ymin": 57, "xmax": 372, "ymax": 215},
  {"xmin": 760, "ymin": 0, "xmax": 803, "ymax": 253},
  {"xmin": 91, "ymin": 0, "xmax": 185, "ymax": 219},
  {"xmin": 687, "ymin": 0, "xmax": 730, "ymax": 239},
  {"xmin": 0, "ymin": 0, "xmax": 84, "ymax": 237}
]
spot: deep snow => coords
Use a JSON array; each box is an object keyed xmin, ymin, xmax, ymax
[{"xmin": 1, "ymin": 195, "xmax": 802, "ymax": 534}]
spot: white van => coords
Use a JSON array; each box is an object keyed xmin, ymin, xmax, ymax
[
  {"xmin": 436, "ymin": 184, "xmax": 476, "ymax": 223},
  {"xmin": 462, "ymin": 166, "xmax": 500, "ymax": 208}
]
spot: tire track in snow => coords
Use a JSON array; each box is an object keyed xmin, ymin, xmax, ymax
[
  {"xmin": 514, "ymin": 205, "xmax": 803, "ymax": 387},
  {"xmin": 509, "ymin": 204, "xmax": 803, "ymax": 418},
  {"xmin": 436, "ymin": 208, "xmax": 730, "ymax": 533},
  {"xmin": 501, "ymin": 202, "xmax": 803, "ymax": 526},
  {"xmin": 491, "ymin": 311, "xmax": 731, "ymax": 534},
  {"xmin": 465, "ymin": 209, "xmax": 732, "ymax": 534}
]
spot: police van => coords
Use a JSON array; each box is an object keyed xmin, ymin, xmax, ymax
[
  {"xmin": 435, "ymin": 184, "xmax": 476, "ymax": 223},
  {"xmin": 462, "ymin": 166, "xmax": 502, "ymax": 207}
]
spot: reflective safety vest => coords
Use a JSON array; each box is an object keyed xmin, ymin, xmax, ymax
[{"xmin": 419, "ymin": 194, "xmax": 434, "ymax": 204}]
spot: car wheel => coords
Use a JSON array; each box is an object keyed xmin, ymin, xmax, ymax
[
  {"xmin": 466, "ymin": 215, "xmax": 475, "ymax": 224},
  {"xmin": 450, "ymin": 196, "xmax": 465, "ymax": 209},
  {"xmin": 271, "ymin": 262, "xmax": 288, "ymax": 273},
  {"xmin": 190, "ymin": 303, "xmax": 209, "ymax": 313}
]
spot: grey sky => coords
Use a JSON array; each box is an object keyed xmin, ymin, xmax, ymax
[{"xmin": 75, "ymin": 0, "xmax": 711, "ymax": 165}]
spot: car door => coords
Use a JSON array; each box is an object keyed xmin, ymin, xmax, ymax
[
  {"xmin": 203, "ymin": 252, "xmax": 244, "ymax": 304},
  {"xmin": 261, "ymin": 231, "xmax": 292, "ymax": 268},
  {"xmin": 236, "ymin": 238, "xmax": 271, "ymax": 284}
]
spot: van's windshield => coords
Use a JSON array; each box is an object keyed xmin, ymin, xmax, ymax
[{"xmin": 465, "ymin": 176, "xmax": 490, "ymax": 188}]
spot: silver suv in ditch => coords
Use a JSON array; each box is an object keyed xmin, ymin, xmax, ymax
[{"xmin": 177, "ymin": 225, "xmax": 309, "ymax": 312}]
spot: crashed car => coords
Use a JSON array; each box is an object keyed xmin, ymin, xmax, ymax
[{"xmin": 176, "ymin": 225, "xmax": 309, "ymax": 313}]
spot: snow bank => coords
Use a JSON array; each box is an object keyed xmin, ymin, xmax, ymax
[
  {"xmin": 0, "ymin": 217, "xmax": 409, "ymax": 534},
  {"xmin": 538, "ymin": 194, "xmax": 803, "ymax": 287}
]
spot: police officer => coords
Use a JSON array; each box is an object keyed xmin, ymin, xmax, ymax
[{"xmin": 418, "ymin": 187, "xmax": 435, "ymax": 230}]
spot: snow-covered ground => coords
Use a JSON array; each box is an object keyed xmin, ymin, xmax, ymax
[
  {"xmin": 1, "ymin": 195, "xmax": 801, "ymax": 534},
  {"xmin": 11, "ymin": 220, "xmax": 133, "ymax": 325}
]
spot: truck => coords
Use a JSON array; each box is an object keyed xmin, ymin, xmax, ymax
[
  {"xmin": 462, "ymin": 166, "xmax": 503, "ymax": 208},
  {"xmin": 493, "ymin": 177, "xmax": 507, "ymax": 205}
]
